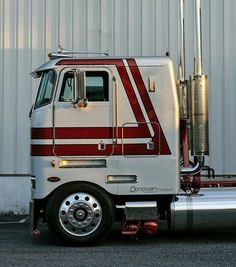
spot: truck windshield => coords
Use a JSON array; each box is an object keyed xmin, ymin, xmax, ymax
[{"xmin": 34, "ymin": 70, "xmax": 56, "ymax": 109}]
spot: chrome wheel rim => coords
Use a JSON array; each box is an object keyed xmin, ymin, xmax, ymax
[{"xmin": 59, "ymin": 192, "xmax": 102, "ymax": 237}]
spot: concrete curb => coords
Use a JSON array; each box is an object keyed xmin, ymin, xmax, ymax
[{"xmin": 0, "ymin": 215, "xmax": 29, "ymax": 224}]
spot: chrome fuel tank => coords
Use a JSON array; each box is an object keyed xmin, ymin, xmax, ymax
[{"xmin": 171, "ymin": 188, "xmax": 236, "ymax": 231}]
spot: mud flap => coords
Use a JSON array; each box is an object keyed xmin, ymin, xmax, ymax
[{"xmin": 29, "ymin": 200, "xmax": 41, "ymax": 237}]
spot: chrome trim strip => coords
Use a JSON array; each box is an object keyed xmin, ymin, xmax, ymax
[
  {"xmin": 59, "ymin": 159, "xmax": 107, "ymax": 168},
  {"xmin": 106, "ymin": 175, "xmax": 137, "ymax": 184}
]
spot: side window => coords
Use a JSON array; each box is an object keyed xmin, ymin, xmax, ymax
[
  {"xmin": 34, "ymin": 70, "xmax": 56, "ymax": 108},
  {"xmin": 60, "ymin": 71, "xmax": 109, "ymax": 102},
  {"xmin": 86, "ymin": 71, "xmax": 109, "ymax": 101},
  {"xmin": 59, "ymin": 72, "xmax": 74, "ymax": 101}
]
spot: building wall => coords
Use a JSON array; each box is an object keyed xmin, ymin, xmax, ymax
[{"xmin": 0, "ymin": 0, "xmax": 236, "ymax": 213}]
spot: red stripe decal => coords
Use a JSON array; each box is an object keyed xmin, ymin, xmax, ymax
[
  {"xmin": 31, "ymin": 127, "xmax": 150, "ymax": 139},
  {"xmin": 31, "ymin": 143, "xmax": 164, "ymax": 157},
  {"xmin": 31, "ymin": 128, "xmax": 52, "ymax": 139},
  {"xmin": 127, "ymin": 59, "xmax": 171, "ymax": 155}
]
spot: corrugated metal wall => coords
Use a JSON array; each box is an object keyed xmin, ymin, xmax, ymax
[{"xmin": 0, "ymin": 0, "xmax": 236, "ymax": 178}]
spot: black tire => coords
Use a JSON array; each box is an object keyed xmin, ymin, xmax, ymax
[{"xmin": 46, "ymin": 182, "xmax": 114, "ymax": 246}]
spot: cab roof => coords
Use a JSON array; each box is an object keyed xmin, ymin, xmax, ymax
[{"xmin": 30, "ymin": 55, "xmax": 173, "ymax": 78}]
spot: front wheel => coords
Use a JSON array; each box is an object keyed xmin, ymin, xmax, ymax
[{"xmin": 46, "ymin": 183, "xmax": 114, "ymax": 246}]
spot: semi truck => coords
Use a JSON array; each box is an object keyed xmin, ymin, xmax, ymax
[{"xmin": 29, "ymin": 0, "xmax": 236, "ymax": 245}]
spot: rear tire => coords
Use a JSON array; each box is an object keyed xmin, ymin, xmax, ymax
[{"xmin": 46, "ymin": 183, "xmax": 114, "ymax": 246}]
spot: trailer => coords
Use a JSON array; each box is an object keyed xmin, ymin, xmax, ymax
[{"xmin": 29, "ymin": 0, "xmax": 236, "ymax": 245}]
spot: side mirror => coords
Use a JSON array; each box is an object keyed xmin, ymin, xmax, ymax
[
  {"xmin": 73, "ymin": 70, "xmax": 88, "ymax": 108},
  {"xmin": 77, "ymin": 97, "xmax": 88, "ymax": 108}
]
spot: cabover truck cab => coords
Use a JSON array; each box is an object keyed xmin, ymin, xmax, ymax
[
  {"xmin": 30, "ymin": 56, "xmax": 180, "ymax": 244},
  {"xmin": 30, "ymin": 0, "xmax": 236, "ymax": 245}
]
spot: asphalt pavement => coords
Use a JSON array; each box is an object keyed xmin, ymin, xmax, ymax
[{"xmin": 0, "ymin": 216, "xmax": 236, "ymax": 267}]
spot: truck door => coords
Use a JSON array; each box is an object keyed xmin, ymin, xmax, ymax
[{"xmin": 53, "ymin": 67, "xmax": 115, "ymax": 157}]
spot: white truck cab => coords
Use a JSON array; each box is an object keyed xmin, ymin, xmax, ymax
[{"xmin": 30, "ymin": 56, "xmax": 181, "ymax": 244}]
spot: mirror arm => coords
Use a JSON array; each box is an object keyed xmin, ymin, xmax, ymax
[{"xmin": 73, "ymin": 69, "xmax": 88, "ymax": 108}]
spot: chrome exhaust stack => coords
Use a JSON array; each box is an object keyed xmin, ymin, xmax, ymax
[
  {"xmin": 177, "ymin": 0, "xmax": 188, "ymax": 120},
  {"xmin": 180, "ymin": 0, "xmax": 209, "ymax": 176},
  {"xmin": 190, "ymin": 0, "xmax": 209, "ymax": 157}
]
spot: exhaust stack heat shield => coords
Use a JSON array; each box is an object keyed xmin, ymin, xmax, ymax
[{"xmin": 190, "ymin": 74, "xmax": 209, "ymax": 156}]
